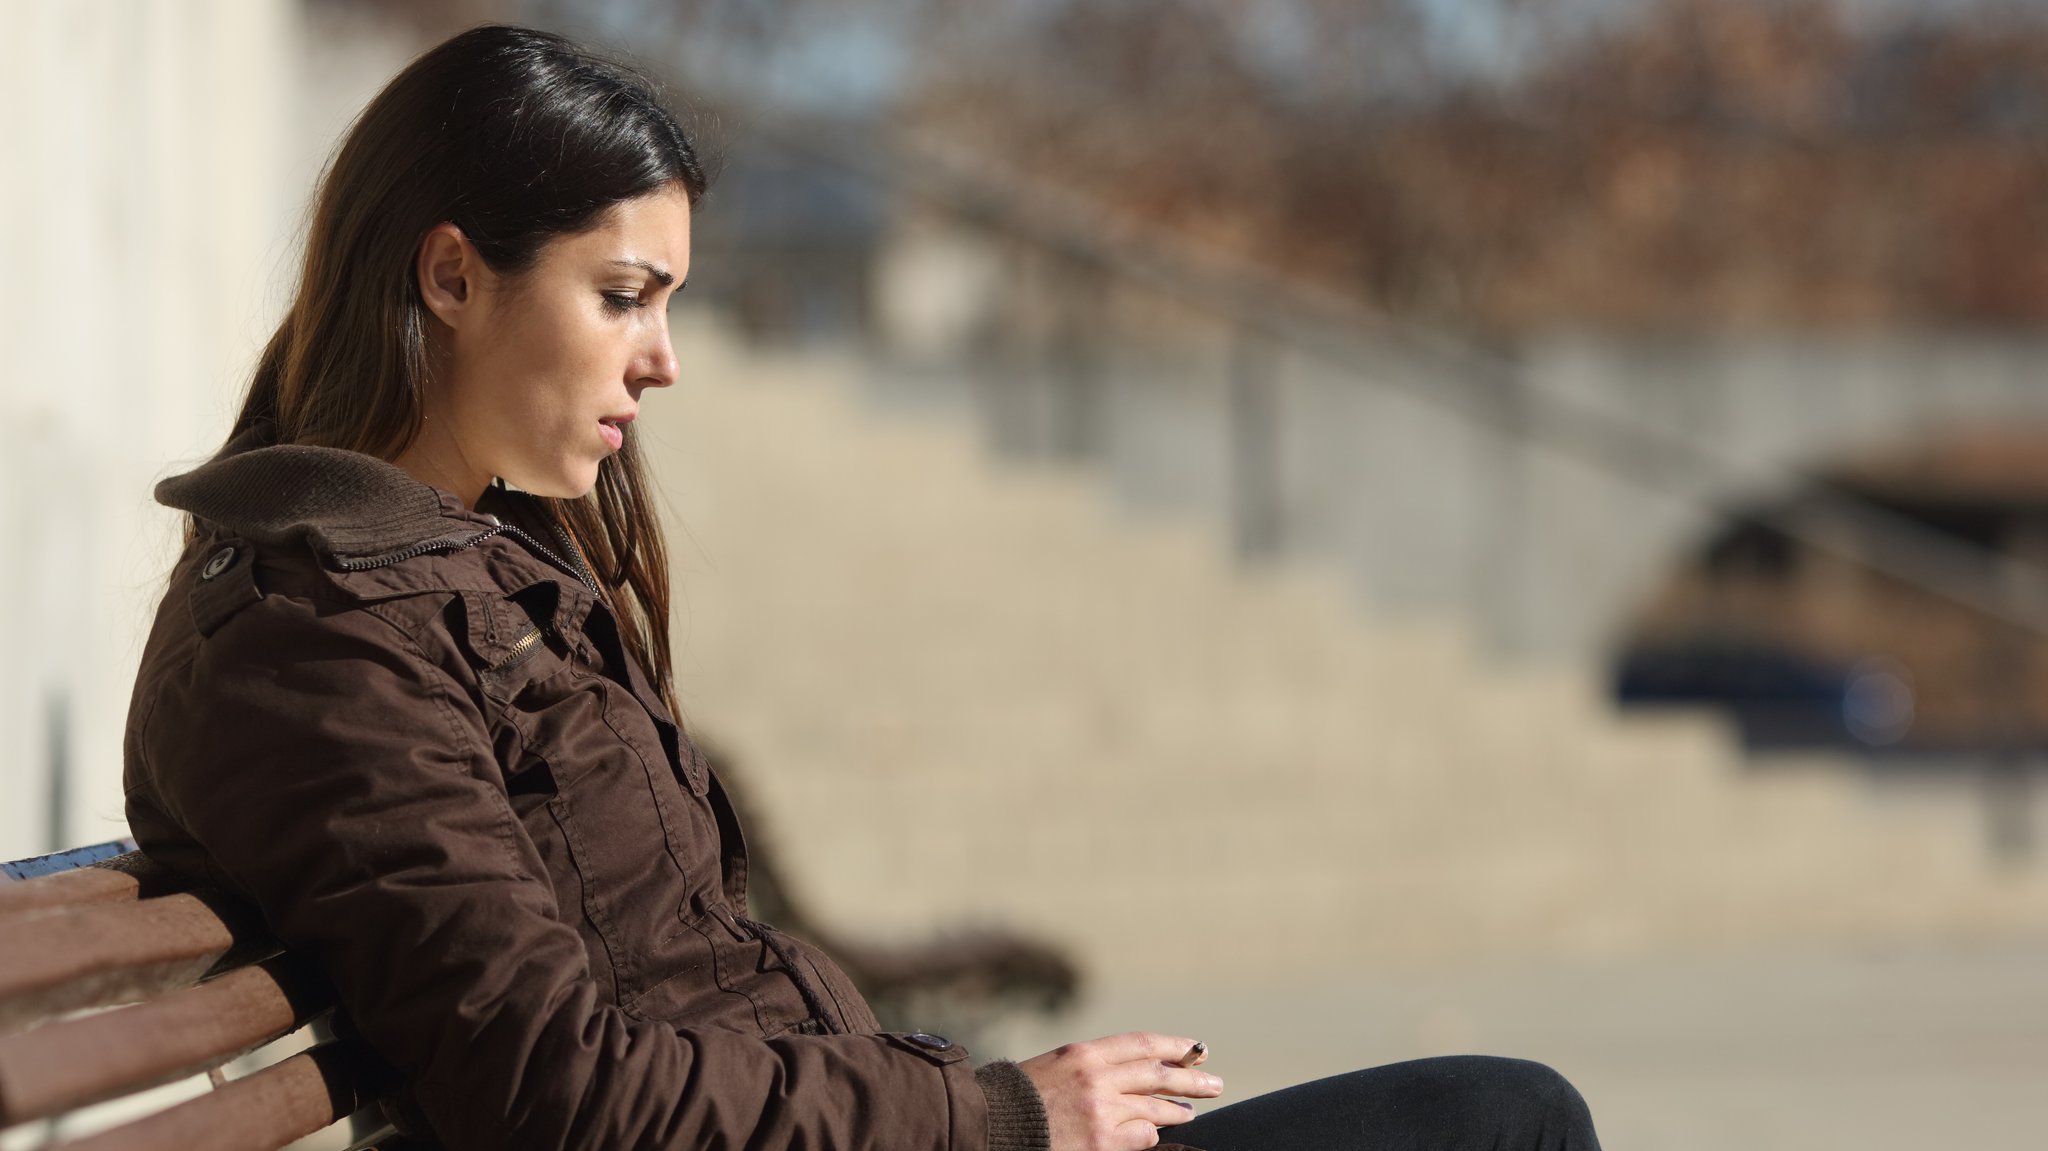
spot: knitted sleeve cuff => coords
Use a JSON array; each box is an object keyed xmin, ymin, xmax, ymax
[{"xmin": 974, "ymin": 1059, "xmax": 1051, "ymax": 1151}]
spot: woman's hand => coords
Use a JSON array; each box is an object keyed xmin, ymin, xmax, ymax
[{"xmin": 1017, "ymin": 1032, "xmax": 1226, "ymax": 1151}]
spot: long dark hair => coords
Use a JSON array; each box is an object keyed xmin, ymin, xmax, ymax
[{"xmin": 220, "ymin": 23, "xmax": 708, "ymax": 714}]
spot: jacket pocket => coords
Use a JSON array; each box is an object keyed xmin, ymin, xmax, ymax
[{"xmin": 455, "ymin": 589, "xmax": 556, "ymax": 687}]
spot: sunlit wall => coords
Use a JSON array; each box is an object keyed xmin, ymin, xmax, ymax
[{"xmin": 0, "ymin": 1, "xmax": 312, "ymax": 859}]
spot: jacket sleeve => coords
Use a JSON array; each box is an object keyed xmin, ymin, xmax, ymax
[{"xmin": 127, "ymin": 587, "xmax": 1007, "ymax": 1151}]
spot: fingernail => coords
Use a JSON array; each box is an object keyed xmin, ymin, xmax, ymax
[{"xmin": 1206, "ymin": 1075, "xmax": 1225, "ymax": 1090}]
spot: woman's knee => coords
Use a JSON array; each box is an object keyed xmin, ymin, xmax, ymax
[
  {"xmin": 1163, "ymin": 1055, "xmax": 1599, "ymax": 1151},
  {"xmin": 1467, "ymin": 1055, "xmax": 1582, "ymax": 1095},
  {"xmin": 1428, "ymin": 1056, "xmax": 1598, "ymax": 1147}
]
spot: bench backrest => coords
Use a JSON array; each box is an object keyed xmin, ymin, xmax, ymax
[{"xmin": 0, "ymin": 843, "xmax": 391, "ymax": 1151}]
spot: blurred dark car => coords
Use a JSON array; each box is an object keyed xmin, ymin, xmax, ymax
[{"xmin": 1613, "ymin": 425, "xmax": 2048, "ymax": 757}]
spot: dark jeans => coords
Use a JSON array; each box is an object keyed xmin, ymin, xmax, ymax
[{"xmin": 1160, "ymin": 1056, "xmax": 1601, "ymax": 1151}]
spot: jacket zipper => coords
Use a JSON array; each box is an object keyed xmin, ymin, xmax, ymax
[
  {"xmin": 545, "ymin": 518, "xmax": 605, "ymax": 599},
  {"xmin": 486, "ymin": 625, "xmax": 550, "ymax": 677},
  {"xmin": 332, "ymin": 523, "xmax": 601, "ymax": 599}
]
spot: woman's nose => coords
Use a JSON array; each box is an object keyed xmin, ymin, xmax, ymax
[{"xmin": 640, "ymin": 322, "xmax": 679, "ymax": 389}]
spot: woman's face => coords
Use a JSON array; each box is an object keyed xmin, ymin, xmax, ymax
[{"xmin": 406, "ymin": 185, "xmax": 693, "ymax": 504}]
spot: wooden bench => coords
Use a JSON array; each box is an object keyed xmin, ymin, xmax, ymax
[{"xmin": 0, "ymin": 842, "xmax": 392, "ymax": 1151}]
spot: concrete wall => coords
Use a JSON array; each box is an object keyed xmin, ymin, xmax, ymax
[
  {"xmin": 0, "ymin": 1, "xmax": 308, "ymax": 861},
  {"xmin": 653, "ymin": 311, "xmax": 2048, "ymax": 994},
  {"xmin": 1278, "ymin": 334, "xmax": 2048, "ymax": 661}
]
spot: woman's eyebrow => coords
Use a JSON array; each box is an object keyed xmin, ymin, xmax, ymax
[{"xmin": 608, "ymin": 257, "xmax": 674, "ymax": 287}]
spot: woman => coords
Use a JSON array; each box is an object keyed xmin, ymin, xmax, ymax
[{"xmin": 123, "ymin": 23, "xmax": 1602, "ymax": 1151}]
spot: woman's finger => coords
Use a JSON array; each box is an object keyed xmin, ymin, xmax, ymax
[
  {"xmin": 1112, "ymin": 1116, "xmax": 1166, "ymax": 1149},
  {"xmin": 1105, "ymin": 1062, "xmax": 1226, "ymax": 1099},
  {"xmin": 1087, "ymin": 1031, "xmax": 1201, "ymax": 1065},
  {"xmin": 1143, "ymin": 1096, "xmax": 1198, "ymax": 1127}
]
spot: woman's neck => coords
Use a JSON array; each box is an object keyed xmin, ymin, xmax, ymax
[{"xmin": 392, "ymin": 413, "xmax": 491, "ymax": 509}]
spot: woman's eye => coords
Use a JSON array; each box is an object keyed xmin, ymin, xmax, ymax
[{"xmin": 601, "ymin": 292, "xmax": 644, "ymax": 314}]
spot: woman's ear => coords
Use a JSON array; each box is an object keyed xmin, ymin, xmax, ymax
[{"xmin": 417, "ymin": 222, "xmax": 479, "ymax": 328}]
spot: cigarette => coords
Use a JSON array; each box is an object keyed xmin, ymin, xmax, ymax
[{"xmin": 1174, "ymin": 1041, "xmax": 1207, "ymax": 1067}]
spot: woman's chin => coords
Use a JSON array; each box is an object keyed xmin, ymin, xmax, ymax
[{"xmin": 502, "ymin": 466, "xmax": 600, "ymax": 501}]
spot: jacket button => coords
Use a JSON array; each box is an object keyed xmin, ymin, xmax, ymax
[
  {"xmin": 201, "ymin": 546, "xmax": 237, "ymax": 580},
  {"xmin": 906, "ymin": 1031, "xmax": 953, "ymax": 1051}
]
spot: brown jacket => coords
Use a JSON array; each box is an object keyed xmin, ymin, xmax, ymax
[{"xmin": 121, "ymin": 426, "xmax": 1050, "ymax": 1151}]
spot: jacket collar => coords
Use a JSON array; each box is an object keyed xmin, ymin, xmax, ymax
[{"xmin": 155, "ymin": 421, "xmax": 501, "ymax": 561}]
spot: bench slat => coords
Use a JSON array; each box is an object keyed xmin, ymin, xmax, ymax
[
  {"xmin": 0, "ymin": 868, "xmax": 146, "ymax": 918},
  {"xmin": 0, "ymin": 894, "xmax": 269, "ymax": 1033},
  {"xmin": 0, "ymin": 850, "xmax": 191, "ymax": 921},
  {"xmin": 46, "ymin": 1044, "xmax": 366, "ymax": 1151},
  {"xmin": 0, "ymin": 957, "xmax": 329, "ymax": 1127}
]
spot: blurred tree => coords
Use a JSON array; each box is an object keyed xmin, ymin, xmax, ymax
[{"xmin": 888, "ymin": 0, "xmax": 2048, "ymax": 334}]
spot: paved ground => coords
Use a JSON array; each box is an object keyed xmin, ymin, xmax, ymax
[
  {"xmin": 25, "ymin": 933, "xmax": 2038, "ymax": 1151},
  {"xmin": 971, "ymin": 933, "xmax": 2048, "ymax": 1150}
]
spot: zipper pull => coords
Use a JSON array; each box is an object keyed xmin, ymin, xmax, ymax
[{"xmin": 485, "ymin": 624, "xmax": 549, "ymax": 677}]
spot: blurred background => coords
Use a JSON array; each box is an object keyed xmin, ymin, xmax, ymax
[{"xmin": 6, "ymin": 1, "xmax": 2048, "ymax": 1147}]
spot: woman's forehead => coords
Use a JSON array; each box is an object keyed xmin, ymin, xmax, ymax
[{"xmin": 555, "ymin": 188, "xmax": 692, "ymax": 272}]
